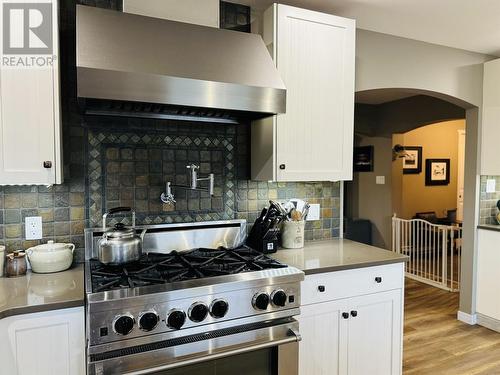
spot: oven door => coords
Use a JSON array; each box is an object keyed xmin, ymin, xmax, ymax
[{"xmin": 88, "ymin": 318, "xmax": 300, "ymax": 375}]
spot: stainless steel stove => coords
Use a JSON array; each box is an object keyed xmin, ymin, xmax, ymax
[{"xmin": 84, "ymin": 220, "xmax": 304, "ymax": 375}]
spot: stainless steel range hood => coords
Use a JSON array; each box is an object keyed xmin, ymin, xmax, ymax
[{"xmin": 76, "ymin": 5, "xmax": 286, "ymax": 124}]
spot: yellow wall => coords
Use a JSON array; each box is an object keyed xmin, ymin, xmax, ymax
[{"xmin": 396, "ymin": 119, "xmax": 465, "ymax": 219}]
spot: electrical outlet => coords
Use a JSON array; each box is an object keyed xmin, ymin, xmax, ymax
[
  {"xmin": 25, "ymin": 216, "xmax": 42, "ymax": 240},
  {"xmin": 486, "ymin": 179, "xmax": 496, "ymax": 193},
  {"xmin": 306, "ymin": 204, "xmax": 320, "ymax": 221}
]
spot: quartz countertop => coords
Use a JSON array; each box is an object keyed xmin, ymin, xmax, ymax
[
  {"xmin": 478, "ymin": 224, "xmax": 500, "ymax": 232},
  {"xmin": 271, "ymin": 238, "xmax": 408, "ymax": 275},
  {"xmin": 0, "ymin": 265, "xmax": 84, "ymax": 319}
]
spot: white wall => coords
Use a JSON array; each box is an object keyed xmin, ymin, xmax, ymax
[
  {"xmin": 355, "ymin": 30, "xmax": 491, "ymax": 315},
  {"xmin": 356, "ymin": 30, "xmax": 492, "ymax": 107}
]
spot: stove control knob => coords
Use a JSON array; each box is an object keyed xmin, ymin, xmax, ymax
[
  {"xmin": 252, "ymin": 292, "xmax": 270, "ymax": 310},
  {"xmin": 166, "ymin": 309, "xmax": 186, "ymax": 330},
  {"xmin": 210, "ymin": 299, "xmax": 229, "ymax": 319},
  {"xmin": 112, "ymin": 313, "xmax": 135, "ymax": 336},
  {"xmin": 189, "ymin": 302, "xmax": 209, "ymax": 322},
  {"xmin": 271, "ymin": 289, "xmax": 287, "ymax": 307},
  {"xmin": 138, "ymin": 310, "xmax": 160, "ymax": 332}
]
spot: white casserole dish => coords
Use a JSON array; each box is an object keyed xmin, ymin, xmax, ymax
[{"xmin": 26, "ymin": 240, "xmax": 75, "ymax": 273}]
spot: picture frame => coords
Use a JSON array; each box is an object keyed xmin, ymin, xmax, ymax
[
  {"xmin": 353, "ymin": 146, "xmax": 374, "ymax": 172},
  {"xmin": 403, "ymin": 146, "xmax": 422, "ymax": 174},
  {"xmin": 425, "ymin": 159, "xmax": 450, "ymax": 186}
]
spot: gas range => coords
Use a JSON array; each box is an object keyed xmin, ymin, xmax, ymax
[
  {"xmin": 84, "ymin": 220, "xmax": 304, "ymax": 375},
  {"xmin": 89, "ymin": 246, "xmax": 288, "ymax": 292}
]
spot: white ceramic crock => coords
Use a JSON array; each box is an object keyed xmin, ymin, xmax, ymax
[{"xmin": 26, "ymin": 240, "xmax": 75, "ymax": 273}]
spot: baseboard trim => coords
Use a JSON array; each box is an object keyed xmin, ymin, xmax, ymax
[
  {"xmin": 476, "ymin": 313, "xmax": 500, "ymax": 333},
  {"xmin": 457, "ymin": 310, "xmax": 477, "ymax": 325}
]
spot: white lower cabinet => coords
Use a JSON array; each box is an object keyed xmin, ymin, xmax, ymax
[
  {"xmin": 298, "ymin": 300, "xmax": 347, "ymax": 374},
  {"xmin": 346, "ymin": 290, "xmax": 402, "ymax": 375},
  {"xmin": 298, "ymin": 264, "xmax": 404, "ymax": 375},
  {"xmin": 0, "ymin": 307, "xmax": 85, "ymax": 375}
]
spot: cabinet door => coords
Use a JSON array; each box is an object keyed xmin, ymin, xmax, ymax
[
  {"xmin": 481, "ymin": 59, "xmax": 500, "ymax": 175},
  {"xmin": 275, "ymin": 4, "xmax": 355, "ymax": 181},
  {"xmin": 346, "ymin": 290, "xmax": 402, "ymax": 375},
  {"xmin": 297, "ymin": 299, "xmax": 348, "ymax": 375},
  {"xmin": 0, "ymin": 0, "xmax": 61, "ymax": 185},
  {"xmin": 0, "ymin": 307, "xmax": 85, "ymax": 375}
]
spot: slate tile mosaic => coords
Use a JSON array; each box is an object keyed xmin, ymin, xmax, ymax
[
  {"xmin": 479, "ymin": 175, "xmax": 500, "ymax": 225},
  {"xmin": 86, "ymin": 123, "xmax": 237, "ymax": 227},
  {"xmin": 0, "ymin": 0, "xmax": 342, "ymax": 261}
]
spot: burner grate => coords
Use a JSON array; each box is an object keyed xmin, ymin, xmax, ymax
[{"xmin": 90, "ymin": 246, "xmax": 287, "ymax": 293}]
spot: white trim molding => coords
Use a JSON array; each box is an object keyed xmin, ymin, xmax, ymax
[
  {"xmin": 476, "ymin": 313, "xmax": 500, "ymax": 333},
  {"xmin": 457, "ymin": 310, "xmax": 477, "ymax": 325}
]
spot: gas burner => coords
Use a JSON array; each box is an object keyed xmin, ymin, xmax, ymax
[{"xmin": 90, "ymin": 246, "xmax": 288, "ymax": 293}]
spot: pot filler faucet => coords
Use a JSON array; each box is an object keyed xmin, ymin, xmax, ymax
[{"xmin": 160, "ymin": 164, "xmax": 214, "ymax": 205}]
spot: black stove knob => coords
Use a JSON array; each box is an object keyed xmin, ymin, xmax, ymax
[
  {"xmin": 113, "ymin": 314, "xmax": 135, "ymax": 336},
  {"xmin": 271, "ymin": 290, "xmax": 287, "ymax": 307},
  {"xmin": 138, "ymin": 310, "xmax": 159, "ymax": 332},
  {"xmin": 166, "ymin": 309, "xmax": 186, "ymax": 330},
  {"xmin": 210, "ymin": 299, "xmax": 229, "ymax": 319},
  {"xmin": 189, "ymin": 302, "xmax": 209, "ymax": 322},
  {"xmin": 252, "ymin": 292, "xmax": 270, "ymax": 310}
]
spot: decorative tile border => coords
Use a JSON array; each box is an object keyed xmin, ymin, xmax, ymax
[{"xmin": 87, "ymin": 129, "xmax": 235, "ymax": 227}]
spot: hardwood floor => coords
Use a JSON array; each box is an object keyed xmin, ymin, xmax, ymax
[{"xmin": 404, "ymin": 278, "xmax": 500, "ymax": 374}]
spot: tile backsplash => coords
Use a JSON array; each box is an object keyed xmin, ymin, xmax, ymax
[
  {"xmin": 479, "ymin": 175, "xmax": 500, "ymax": 225},
  {"xmin": 0, "ymin": 0, "xmax": 341, "ymax": 259}
]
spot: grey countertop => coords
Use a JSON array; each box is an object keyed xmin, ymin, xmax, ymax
[
  {"xmin": 0, "ymin": 265, "xmax": 84, "ymax": 319},
  {"xmin": 478, "ymin": 224, "xmax": 500, "ymax": 232},
  {"xmin": 0, "ymin": 240, "xmax": 406, "ymax": 318},
  {"xmin": 271, "ymin": 238, "xmax": 408, "ymax": 275}
]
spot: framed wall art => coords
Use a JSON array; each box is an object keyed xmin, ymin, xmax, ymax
[
  {"xmin": 353, "ymin": 146, "xmax": 374, "ymax": 172},
  {"xmin": 425, "ymin": 159, "xmax": 450, "ymax": 186},
  {"xmin": 403, "ymin": 146, "xmax": 422, "ymax": 174}
]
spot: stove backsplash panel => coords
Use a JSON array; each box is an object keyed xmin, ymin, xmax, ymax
[{"xmin": 0, "ymin": 0, "xmax": 341, "ymax": 260}]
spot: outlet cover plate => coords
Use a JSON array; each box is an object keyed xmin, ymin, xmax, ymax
[
  {"xmin": 306, "ymin": 204, "xmax": 320, "ymax": 221},
  {"xmin": 25, "ymin": 216, "xmax": 42, "ymax": 240},
  {"xmin": 486, "ymin": 179, "xmax": 496, "ymax": 193}
]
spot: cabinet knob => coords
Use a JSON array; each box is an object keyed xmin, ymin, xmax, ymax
[
  {"xmin": 318, "ymin": 285, "xmax": 325, "ymax": 292},
  {"xmin": 279, "ymin": 164, "xmax": 286, "ymax": 170},
  {"xmin": 375, "ymin": 277, "xmax": 382, "ymax": 283},
  {"xmin": 43, "ymin": 161, "xmax": 52, "ymax": 169},
  {"xmin": 350, "ymin": 310, "xmax": 358, "ymax": 317},
  {"xmin": 342, "ymin": 312, "xmax": 349, "ymax": 319}
]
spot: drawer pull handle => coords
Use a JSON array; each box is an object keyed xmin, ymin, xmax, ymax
[
  {"xmin": 375, "ymin": 277, "xmax": 382, "ymax": 283},
  {"xmin": 350, "ymin": 310, "xmax": 358, "ymax": 318},
  {"xmin": 342, "ymin": 312, "xmax": 349, "ymax": 319},
  {"xmin": 318, "ymin": 285, "xmax": 325, "ymax": 292}
]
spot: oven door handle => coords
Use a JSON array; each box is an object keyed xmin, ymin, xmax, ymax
[{"xmin": 89, "ymin": 320, "xmax": 301, "ymax": 375}]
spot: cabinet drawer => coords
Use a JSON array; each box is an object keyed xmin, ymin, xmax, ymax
[{"xmin": 301, "ymin": 263, "xmax": 404, "ymax": 306}]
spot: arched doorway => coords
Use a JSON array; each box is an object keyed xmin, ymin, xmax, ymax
[{"xmin": 345, "ymin": 87, "xmax": 479, "ymax": 320}]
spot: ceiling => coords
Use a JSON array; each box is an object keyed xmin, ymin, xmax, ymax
[{"xmin": 232, "ymin": 0, "xmax": 500, "ymax": 57}]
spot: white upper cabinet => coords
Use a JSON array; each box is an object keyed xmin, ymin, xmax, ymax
[
  {"xmin": 481, "ymin": 58, "xmax": 500, "ymax": 175},
  {"xmin": 252, "ymin": 4, "xmax": 355, "ymax": 181},
  {"xmin": 0, "ymin": 0, "xmax": 62, "ymax": 185}
]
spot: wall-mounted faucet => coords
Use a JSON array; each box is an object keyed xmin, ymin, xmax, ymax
[{"xmin": 160, "ymin": 164, "xmax": 214, "ymax": 205}]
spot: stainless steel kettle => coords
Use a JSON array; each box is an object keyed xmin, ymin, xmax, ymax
[{"xmin": 98, "ymin": 207, "xmax": 147, "ymax": 265}]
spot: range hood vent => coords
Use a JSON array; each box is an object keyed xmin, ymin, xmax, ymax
[{"xmin": 76, "ymin": 5, "xmax": 286, "ymax": 123}]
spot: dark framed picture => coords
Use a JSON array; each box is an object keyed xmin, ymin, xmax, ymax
[
  {"xmin": 425, "ymin": 159, "xmax": 450, "ymax": 186},
  {"xmin": 353, "ymin": 146, "xmax": 374, "ymax": 172},
  {"xmin": 403, "ymin": 146, "xmax": 422, "ymax": 174}
]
